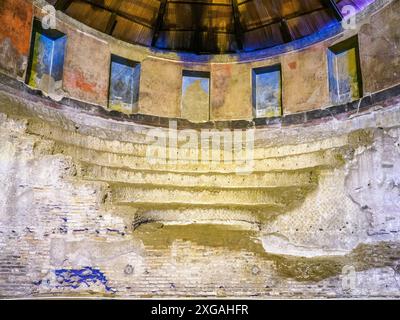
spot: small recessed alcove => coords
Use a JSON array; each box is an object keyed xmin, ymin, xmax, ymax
[{"xmin": 108, "ymin": 55, "xmax": 141, "ymax": 114}]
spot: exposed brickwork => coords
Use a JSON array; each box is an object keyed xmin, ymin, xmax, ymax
[{"xmin": 0, "ymin": 85, "xmax": 399, "ymax": 298}]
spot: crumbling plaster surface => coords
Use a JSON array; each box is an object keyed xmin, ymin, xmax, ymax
[
  {"xmin": 0, "ymin": 83, "xmax": 400, "ymax": 297},
  {"xmin": 261, "ymin": 169, "xmax": 370, "ymax": 257},
  {"xmin": 260, "ymin": 108, "xmax": 400, "ymax": 257},
  {"xmin": 0, "ymin": 0, "xmax": 399, "ymax": 299},
  {"xmin": 346, "ymin": 127, "xmax": 400, "ymax": 240}
]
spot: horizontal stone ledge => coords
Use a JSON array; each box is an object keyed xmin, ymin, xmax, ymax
[
  {"xmin": 79, "ymin": 163, "xmax": 317, "ymax": 189},
  {"xmin": 131, "ymin": 211, "xmax": 261, "ymax": 231},
  {"xmin": 112, "ymin": 200, "xmax": 287, "ymax": 211},
  {"xmin": 108, "ymin": 181, "xmax": 316, "ymax": 194},
  {"xmin": 1, "ymin": 72, "xmax": 399, "ymax": 130},
  {"xmin": 56, "ymin": 142, "xmax": 343, "ymax": 173},
  {"xmin": 26, "ymin": 119, "xmax": 354, "ymax": 160}
]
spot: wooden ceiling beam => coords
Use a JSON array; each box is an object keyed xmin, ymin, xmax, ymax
[
  {"xmin": 232, "ymin": 0, "xmax": 244, "ymax": 51},
  {"xmin": 104, "ymin": 0, "xmax": 123, "ymax": 35},
  {"xmin": 82, "ymin": 0, "xmax": 153, "ymax": 29},
  {"xmin": 322, "ymin": 0, "xmax": 344, "ymax": 21},
  {"xmin": 279, "ymin": 18, "xmax": 293, "ymax": 43},
  {"xmin": 168, "ymin": 0, "xmax": 231, "ymax": 6},
  {"xmin": 151, "ymin": 0, "xmax": 168, "ymax": 47},
  {"xmin": 160, "ymin": 28, "xmax": 233, "ymax": 34},
  {"xmin": 236, "ymin": 0, "xmax": 252, "ymax": 5},
  {"xmin": 245, "ymin": 7, "xmax": 327, "ymax": 33},
  {"xmin": 105, "ymin": 13, "xmax": 118, "ymax": 35}
]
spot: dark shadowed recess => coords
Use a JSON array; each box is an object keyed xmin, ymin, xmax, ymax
[{"xmin": 53, "ymin": 0, "xmax": 374, "ymax": 54}]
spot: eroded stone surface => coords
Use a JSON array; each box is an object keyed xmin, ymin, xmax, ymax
[{"xmin": 0, "ymin": 85, "xmax": 399, "ymax": 298}]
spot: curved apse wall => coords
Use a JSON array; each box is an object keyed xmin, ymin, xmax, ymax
[
  {"xmin": 0, "ymin": 0, "xmax": 399, "ymax": 299},
  {"xmin": 1, "ymin": 0, "xmax": 398, "ymax": 123}
]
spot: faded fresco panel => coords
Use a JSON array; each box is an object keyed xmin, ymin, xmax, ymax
[
  {"xmin": 328, "ymin": 38, "xmax": 361, "ymax": 105},
  {"xmin": 0, "ymin": 0, "xmax": 33, "ymax": 78},
  {"xmin": 27, "ymin": 24, "xmax": 67, "ymax": 93},
  {"xmin": 210, "ymin": 64, "xmax": 252, "ymax": 121},
  {"xmin": 252, "ymin": 65, "xmax": 282, "ymax": 118},
  {"xmin": 61, "ymin": 23, "xmax": 111, "ymax": 107},
  {"xmin": 181, "ymin": 71, "xmax": 210, "ymax": 123},
  {"xmin": 109, "ymin": 56, "xmax": 140, "ymax": 114}
]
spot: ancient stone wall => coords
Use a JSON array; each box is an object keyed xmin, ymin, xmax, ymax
[
  {"xmin": 0, "ymin": 73, "xmax": 399, "ymax": 297},
  {"xmin": 0, "ymin": 0, "xmax": 399, "ymax": 298}
]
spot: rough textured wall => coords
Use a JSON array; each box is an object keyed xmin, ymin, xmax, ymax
[
  {"xmin": 0, "ymin": 0, "xmax": 33, "ymax": 79},
  {"xmin": 60, "ymin": 25, "xmax": 110, "ymax": 106},
  {"xmin": 181, "ymin": 72, "xmax": 210, "ymax": 122},
  {"xmin": 0, "ymin": 80, "xmax": 400, "ymax": 298},
  {"xmin": 346, "ymin": 127, "xmax": 400, "ymax": 239},
  {"xmin": 1, "ymin": 0, "xmax": 399, "ymax": 120},
  {"xmin": 0, "ymin": 0, "xmax": 400, "ymax": 299}
]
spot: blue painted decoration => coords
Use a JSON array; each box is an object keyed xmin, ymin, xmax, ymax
[
  {"xmin": 28, "ymin": 24, "xmax": 67, "ymax": 92},
  {"xmin": 252, "ymin": 65, "xmax": 282, "ymax": 118},
  {"xmin": 55, "ymin": 267, "xmax": 116, "ymax": 293},
  {"xmin": 109, "ymin": 55, "xmax": 141, "ymax": 114}
]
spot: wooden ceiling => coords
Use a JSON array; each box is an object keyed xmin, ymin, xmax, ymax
[{"xmin": 54, "ymin": 0, "xmax": 348, "ymax": 54}]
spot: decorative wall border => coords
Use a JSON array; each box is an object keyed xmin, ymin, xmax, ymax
[{"xmin": 1, "ymin": 72, "xmax": 399, "ymax": 130}]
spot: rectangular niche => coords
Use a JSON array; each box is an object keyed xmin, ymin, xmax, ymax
[
  {"xmin": 328, "ymin": 36, "xmax": 363, "ymax": 105},
  {"xmin": 181, "ymin": 70, "xmax": 210, "ymax": 123},
  {"xmin": 26, "ymin": 20, "xmax": 67, "ymax": 93},
  {"xmin": 252, "ymin": 65, "xmax": 282, "ymax": 118},
  {"xmin": 108, "ymin": 55, "xmax": 141, "ymax": 114}
]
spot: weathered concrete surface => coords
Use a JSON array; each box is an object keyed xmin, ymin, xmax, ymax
[
  {"xmin": 359, "ymin": 0, "xmax": 400, "ymax": 93},
  {"xmin": 261, "ymin": 167, "xmax": 374, "ymax": 256},
  {"xmin": 0, "ymin": 79, "xmax": 400, "ymax": 298},
  {"xmin": 0, "ymin": 0, "xmax": 33, "ymax": 78},
  {"xmin": 346, "ymin": 127, "xmax": 400, "ymax": 240},
  {"xmin": 0, "ymin": 0, "xmax": 399, "ymax": 299}
]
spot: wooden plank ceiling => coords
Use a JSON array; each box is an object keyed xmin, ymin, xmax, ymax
[{"xmin": 55, "ymin": 0, "xmax": 349, "ymax": 54}]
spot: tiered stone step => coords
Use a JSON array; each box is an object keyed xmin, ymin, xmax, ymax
[
  {"xmin": 79, "ymin": 162, "xmax": 317, "ymax": 189},
  {"xmin": 24, "ymin": 118, "xmax": 354, "ymax": 228}
]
